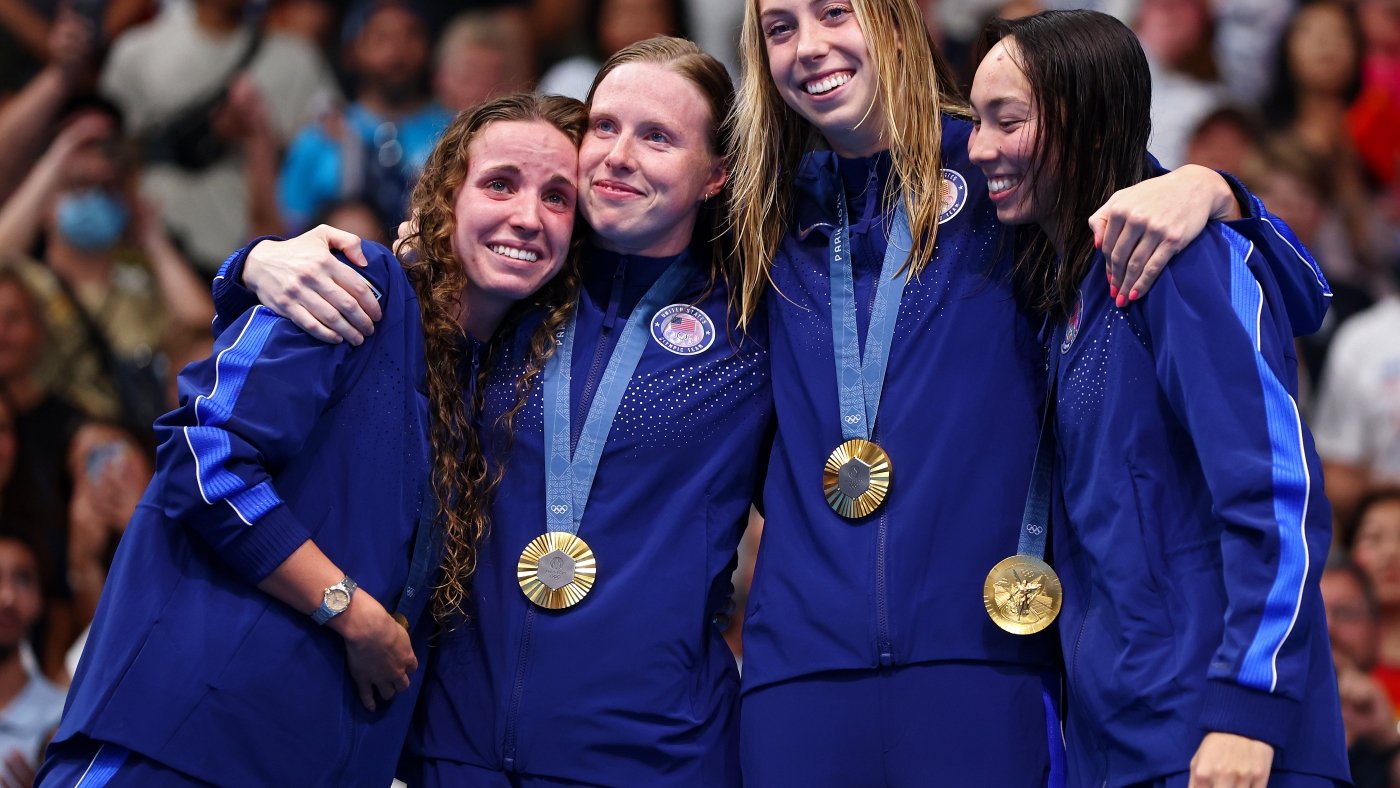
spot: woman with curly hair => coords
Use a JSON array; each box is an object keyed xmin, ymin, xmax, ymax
[
  {"xmin": 37, "ymin": 92, "xmax": 586, "ymax": 788},
  {"xmin": 223, "ymin": 36, "xmax": 771, "ymax": 785}
]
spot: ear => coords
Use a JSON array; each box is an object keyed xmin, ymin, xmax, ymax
[{"xmin": 703, "ymin": 158, "xmax": 729, "ymax": 201}]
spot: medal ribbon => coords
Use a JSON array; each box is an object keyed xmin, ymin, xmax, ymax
[
  {"xmin": 830, "ymin": 187, "xmax": 913, "ymax": 443},
  {"xmin": 1017, "ymin": 323, "xmax": 1065, "ymax": 559},
  {"xmin": 543, "ymin": 254, "xmax": 700, "ymax": 535}
]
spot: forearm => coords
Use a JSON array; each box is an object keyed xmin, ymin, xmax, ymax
[
  {"xmin": 143, "ymin": 229, "xmax": 215, "ymax": 329},
  {"xmin": 245, "ymin": 134, "xmax": 283, "ymax": 238},
  {"xmin": 256, "ymin": 539, "xmax": 346, "ymax": 617},
  {"xmin": 0, "ymin": 67, "xmax": 69, "ymax": 200},
  {"xmin": 0, "ymin": 147, "xmax": 64, "ymax": 259},
  {"xmin": 0, "ymin": 0, "xmax": 51, "ymax": 61}
]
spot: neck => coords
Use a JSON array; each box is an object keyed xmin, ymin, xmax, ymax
[
  {"xmin": 195, "ymin": 1, "xmax": 242, "ymax": 34},
  {"xmin": 1379, "ymin": 607, "xmax": 1400, "ymax": 666},
  {"xmin": 0, "ymin": 647, "xmax": 27, "ymax": 709},
  {"xmin": 359, "ymin": 90, "xmax": 427, "ymax": 118},
  {"xmin": 828, "ymin": 134, "xmax": 888, "ymax": 160},
  {"xmin": 594, "ymin": 223, "xmax": 695, "ymax": 259},
  {"xmin": 458, "ymin": 288, "xmax": 510, "ymax": 342},
  {"xmin": 1, "ymin": 377, "xmax": 44, "ymax": 413}
]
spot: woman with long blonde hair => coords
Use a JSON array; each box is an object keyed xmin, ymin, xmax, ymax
[
  {"xmin": 728, "ymin": 0, "xmax": 1331, "ymax": 784},
  {"xmin": 38, "ymin": 93, "xmax": 585, "ymax": 788}
]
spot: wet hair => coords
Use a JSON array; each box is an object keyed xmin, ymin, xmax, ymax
[
  {"xmin": 729, "ymin": 0, "xmax": 969, "ymax": 327},
  {"xmin": 586, "ymin": 35, "xmax": 736, "ymax": 282},
  {"xmin": 403, "ymin": 92, "xmax": 588, "ymax": 622},
  {"xmin": 976, "ymin": 10, "xmax": 1155, "ymax": 320}
]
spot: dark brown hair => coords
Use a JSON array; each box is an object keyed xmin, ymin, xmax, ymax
[{"xmin": 977, "ymin": 10, "xmax": 1155, "ymax": 320}]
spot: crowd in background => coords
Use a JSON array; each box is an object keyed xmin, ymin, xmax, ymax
[{"xmin": 0, "ymin": 0, "xmax": 1397, "ymax": 784}]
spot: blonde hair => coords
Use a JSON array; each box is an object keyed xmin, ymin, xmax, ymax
[{"xmin": 727, "ymin": 0, "xmax": 968, "ymax": 325}]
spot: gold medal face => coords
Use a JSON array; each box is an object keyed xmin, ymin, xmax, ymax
[
  {"xmin": 823, "ymin": 439, "xmax": 892, "ymax": 518},
  {"xmin": 517, "ymin": 532, "xmax": 597, "ymax": 610},
  {"xmin": 983, "ymin": 555, "xmax": 1063, "ymax": 635}
]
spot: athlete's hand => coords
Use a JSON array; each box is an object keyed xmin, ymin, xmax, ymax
[
  {"xmin": 1188, "ymin": 732, "xmax": 1273, "ymax": 788},
  {"xmin": 332, "ymin": 592, "xmax": 417, "ymax": 711},
  {"xmin": 393, "ymin": 212, "xmax": 419, "ymax": 263},
  {"xmin": 244, "ymin": 226, "xmax": 380, "ymax": 345},
  {"xmin": 1090, "ymin": 164, "xmax": 1239, "ymax": 307}
]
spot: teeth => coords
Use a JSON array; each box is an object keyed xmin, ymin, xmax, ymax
[
  {"xmin": 988, "ymin": 177, "xmax": 1017, "ymax": 193},
  {"xmin": 805, "ymin": 73, "xmax": 852, "ymax": 95},
  {"xmin": 490, "ymin": 245, "xmax": 539, "ymax": 262}
]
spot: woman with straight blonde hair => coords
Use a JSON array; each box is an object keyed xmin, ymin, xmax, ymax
[{"xmin": 728, "ymin": 0, "xmax": 1332, "ymax": 784}]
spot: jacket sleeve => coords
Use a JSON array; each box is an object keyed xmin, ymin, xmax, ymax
[
  {"xmin": 211, "ymin": 236, "xmax": 284, "ymax": 338},
  {"xmin": 155, "ymin": 307, "xmax": 353, "ymax": 585},
  {"xmin": 1219, "ymin": 171, "xmax": 1332, "ymax": 336},
  {"xmin": 1138, "ymin": 224, "xmax": 1329, "ymax": 749}
]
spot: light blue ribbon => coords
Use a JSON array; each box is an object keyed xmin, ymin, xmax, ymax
[{"xmin": 543, "ymin": 255, "xmax": 700, "ymax": 534}]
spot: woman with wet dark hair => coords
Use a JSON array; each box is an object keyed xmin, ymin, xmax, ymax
[{"xmin": 968, "ymin": 10, "xmax": 1349, "ymax": 787}]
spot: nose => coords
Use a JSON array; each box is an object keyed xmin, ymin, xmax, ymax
[
  {"xmin": 967, "ymin": 124, "xmax": 995, "ymax": 166},
  {"xmin": 603, "ymin": 134, "xmax": 634, "ymax": 171},
  {"xmin": 796, "ymin": 20, "xmax": 829, "ymax": 62},
  {"xmin": 510, "ymin": 194, "xmax": 544, "ymax": 236}
]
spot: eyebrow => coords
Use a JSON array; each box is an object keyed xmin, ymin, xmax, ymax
[{"xmin": 979, "ymin": 96, "xmax": 1031, "ymax": 111}]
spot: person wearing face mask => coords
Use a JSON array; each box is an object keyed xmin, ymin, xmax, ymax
[
  {"xmin": 38, "ymin": 92, "xmax": 587, "ymax": 788},
  {"xmin": 0, "ymin": 97, "xmax": 214, "ymax": 439}
]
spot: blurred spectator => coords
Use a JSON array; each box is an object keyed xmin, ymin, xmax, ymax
[
  {"xmin": 264, "ymin": 0, "xmax": 340, "ymax": 59},
  {"xmin": 0, "ymin": 98, "xmax": 214, "ymax": 440},
  {"xmin": 64, "ymin": 421, "xmax": 149, "ymax": 632},
  {"xmin": 1314, "ymin": 289, "xmax": 1400, "ymax": 521},
  {"xmin": 0, "ymin": 269, "xmax": 81, "ymax": 682},
  {"xmin": 1183, "ymin": 105, "xmax": 1264, "ymax": 176},
  {"xmin": 98, "ymin": 0, "xmax": 340, "ymax": 275},
  {"xmin": 1263, "ymin": 0, "xmax": 1398, "ymax": 295},
  {"xmin": 537, "ymin": 0, "xmax": 691, "ymax": 100},
  {"xmin": 314, "ymin": 199, "xmax": 390, "ymax": 248},
  {"xmin": 278, "ymin": 0, "xmax": 450, "ymax": 237},
  {"xmin": 433, "ymin": 9, "xmax": 535, "ymax": 114},
  {"xmin": 1323, "ymin": 561, "xmax": 1400, "ymax": 787},
  {"xmin": 0, "ymin": 0, "xmax": 151, "ymax": 98},
  {"xmin": 0, "ymin": 7, "xmax": 98, "ymax": 202},
  {"xmin": 1355, "ymin": 0, "xmax": 1400, "ymax": 187},
  {"xmin": 157, "ymin": 324, "xmax": 213, "ymax": 413},
  {"xmin": 1346, "ymin": 490, "xmax": 1400, "ymax": 674},
  {"xmin": 1134, "ymin": 0, "xmax": 1228, "ymax": 169},
  {"xmin": 0, "ymin": 529, "xmax": 64, "ymax": 785}
]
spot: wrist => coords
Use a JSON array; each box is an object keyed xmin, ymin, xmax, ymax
[{"xmin": 328, "ymin": 587, "xmax": 379, "ymax": 642}]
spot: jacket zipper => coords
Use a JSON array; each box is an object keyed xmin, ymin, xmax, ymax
[
  {"xmin": 502, "ymin": 606, "xmax": 537, "ymax": 771},
  {"xmin": 572, "ymin": 262, "xmax": 626, "ymax": 451}
]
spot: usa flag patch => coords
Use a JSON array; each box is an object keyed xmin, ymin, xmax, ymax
[{"xmin": 651, "ymin": 304, "xmax": 715, "ymax": 356}]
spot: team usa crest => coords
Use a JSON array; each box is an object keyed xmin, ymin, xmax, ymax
[
  {"xmin": 651, "ymin": 304, "xmax": 716, "ymax": 355},
  {"xmin": 1061, "ymin": 296, "xmax": 1084, "ymax": 355},
  {"xmin": 938, "ymin": 169, "xmax": 968, "ymax": 224}
]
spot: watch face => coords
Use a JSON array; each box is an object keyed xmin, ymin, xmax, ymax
[{"xmin": 325, "ymin": 587, "xmax": 351, "ymax": 613}]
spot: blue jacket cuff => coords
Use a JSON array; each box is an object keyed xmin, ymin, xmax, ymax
[
  {"xmin": 1199, "ymin": 678, "xmax": 1299, "ymax": 749},
  {"xmin": 224, "ymin": 504, "xmax": 311, "ymax": 583},
  {"xmin": 213, "ymin": 235, "xmax": 285, "ymax": 332}
]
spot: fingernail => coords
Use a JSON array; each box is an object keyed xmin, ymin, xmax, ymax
[
  {"xmin": 1109, "ymin": 284, "xmax": 1119, "ymax": 299},
  {"xmin": 1116, "ymin": 294, "xmax": 1127, "ymax": 308},
  {"xmin": 1128, "ymin": 289, "xmax": 1140, "ymax": 301}
]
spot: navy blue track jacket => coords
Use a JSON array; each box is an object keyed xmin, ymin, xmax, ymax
[
  {"xmin": 53, "ymin": 241, "xmax": 433, "ymax": 786},
  {"xmin": 741, "ymin": 117, "xmax": 1332, "ymax": 696},
  {"xmin": 407, "ymin": 244, "xmax": 774, "ymax": 785},
  {"xmin": 1052, "ymin": 223, "xmax": 1348, "ymax": 785}
]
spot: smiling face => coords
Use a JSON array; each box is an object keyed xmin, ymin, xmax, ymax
[
  {"xmin": 451, "ymin": 120, "xmax": 579, "ymax": 333},
  {"xmin": 757, "ymin": 0, "xmax": 886, "ymax": 158},
  {"xmin": 579, "ymin": 61, "xmax": 726, "ymax": 257},
  {"xmin": 0, "ymin": 538, "xmax": 41, "ymax": 654},
  {"xmin": 1352, "ymin": 498, "xmax": 1400, "ymax": 609},
  {"xmin": 968, "ymin": 38, "xmax": 1055, "ymax": 241}
]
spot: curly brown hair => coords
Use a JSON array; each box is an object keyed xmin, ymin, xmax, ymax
[{"xmin": 401, "ymin": 93, "xmax": 587, "ymax": 622}]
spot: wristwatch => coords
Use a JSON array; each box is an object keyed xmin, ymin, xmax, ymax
[{"xmin": 312, "ymin": 575, "xmax": 357, "ymax": 625}]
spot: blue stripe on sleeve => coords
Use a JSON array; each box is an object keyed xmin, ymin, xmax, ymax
[
  {"xmin": 1224, "ymin": 230, "xmax": 1312, "ymax": 692},
  {"xmin": 182, "ymin": 307, "xmax": 286, "ymax": 521},
  {"xmin": 74, "ymin": 743, "xmax": 128, "ymax": 787}
]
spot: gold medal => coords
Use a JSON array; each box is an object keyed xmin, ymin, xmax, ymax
[
  {"xmin": 517, "ymin": 532, "xmax": 597, "ymax": 610},
  {"xmin": 823, "ymin": 439, "xmax": 893, "ymax": 518},
  {"xmin": 983, "ymin": 555, "xmax": 1062, "ymax": 635}
]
